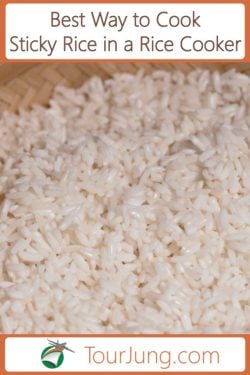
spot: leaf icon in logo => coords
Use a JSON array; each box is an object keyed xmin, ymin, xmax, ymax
[
  {"xmin": 41, "ymin": 339, "xmax": 74, "ymax": 369},
  {"xmin": 41, "ymin": 346, "xmax": 64, "ymax": 369}
]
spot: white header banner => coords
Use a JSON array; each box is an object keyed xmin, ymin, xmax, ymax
[
  {"xmin": 5, "ymin": 337, "xmax": 246, "ymax": 372},
  {"xmin": 5, "ymin": 3, "xmax": 245, "ymax": 60}
]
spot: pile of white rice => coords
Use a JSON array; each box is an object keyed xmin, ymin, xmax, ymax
[{"xmin": 0, "ymin": 68, "xmax": 250, "ymax": 333}]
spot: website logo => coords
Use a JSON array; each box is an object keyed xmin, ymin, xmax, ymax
[{"xmin": 41, "ymin": 339, "xmax": 75, "ymax": 369}]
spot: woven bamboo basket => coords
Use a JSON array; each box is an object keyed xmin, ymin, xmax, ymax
[{"xmin": 0, "ymin": 62, "xmax": 250, "ymax": 114}]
